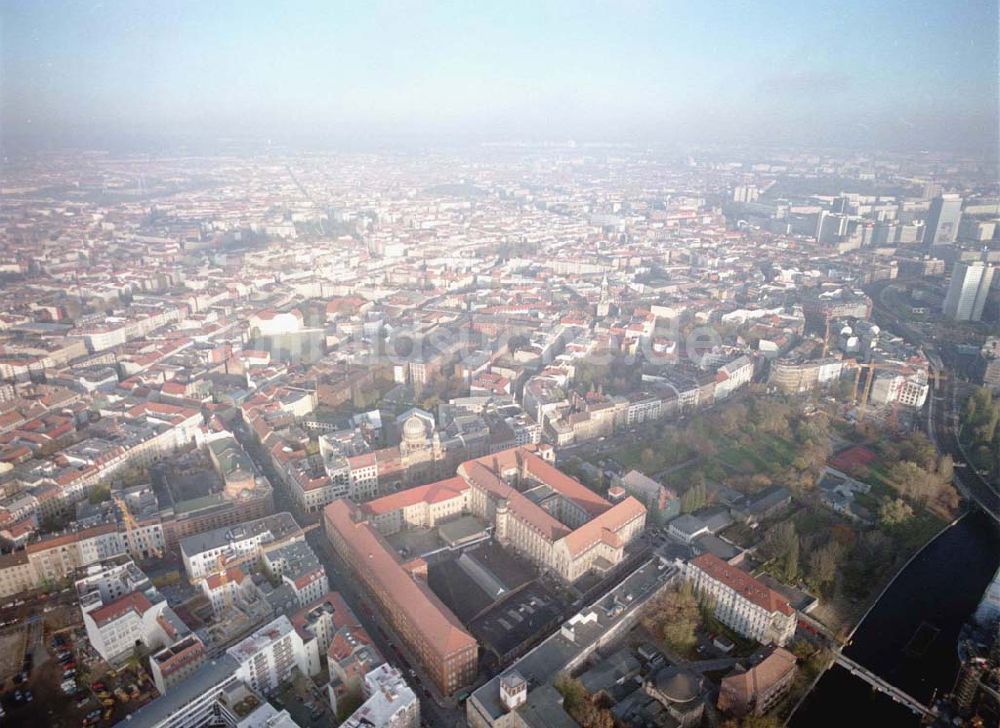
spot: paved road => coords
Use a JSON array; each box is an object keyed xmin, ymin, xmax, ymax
[
  {"xmin": 864, "ymin": 278, "xmax": 999, "ymax": 522},
  {"xmin": 926, "ymin": 377, "xmax": 1000, "ymax": 521},
  {"xmin": 231, "ymin": 417, "xmax": 466, "ymax": 727}
]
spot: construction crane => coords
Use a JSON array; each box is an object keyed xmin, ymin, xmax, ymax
[
  {"xmin": 929, "ymin": 366, "xmax": 949, "ymax": 391},
  {"xmin": 847, "ymin": 360, "xmax": 901, "ymax": 422},
  {"xmin": 216, "ymin": 554, "xmax": 233, "ymax": 613},
  {"xmin": 822, "ymin": 311, "xmax": 833, "ymax": 358},
  {"xmin": 113, "ymin": 494, "xmax": 162, "ymax": 560}
]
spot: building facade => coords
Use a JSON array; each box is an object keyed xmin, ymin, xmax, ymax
[
  {"xmin": 684, "ymin": 553, "xmax": 796, "ymax": 647},
  {"xmin": 324, "ymin": 499, "xmax": 478, "ymax": 695}
]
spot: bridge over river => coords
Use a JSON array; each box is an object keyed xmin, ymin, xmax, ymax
[{"xmin": 832, "ymin": 652, "xmax": 936, "ymax": 720}]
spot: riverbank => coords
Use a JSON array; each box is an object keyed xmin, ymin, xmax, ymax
[
  {"xmin": 785, "ymin": 511, "xmax": 962, "ymax": 724},
  {"xmin": 790, "ymin": 509, "xmax": 1000, "ymax": 726},
  {"xmin": 801, "ymin": 509, "xmax": 953, "ymax": 640}
]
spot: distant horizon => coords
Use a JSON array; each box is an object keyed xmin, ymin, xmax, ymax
[
  {"xmin": 2, "ymin": 1, "xmax": 997, "ymax": 158},
  {"xmin": 1, "ymin": 130, "xmax": 997, "ymax": 160}
]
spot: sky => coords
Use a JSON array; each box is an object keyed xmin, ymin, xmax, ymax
[{"xmin": 1, "ymin": 0, "xmax": 998, "ymax": 153}]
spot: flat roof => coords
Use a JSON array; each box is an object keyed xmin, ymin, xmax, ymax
[
  {"xmin": 470, "ymin": 559, "xmax": 673, "ymax": 721},
  {"xmin": 124, "ymin": 654, "xmax": 240, "ymax": 727},
  {"xmin": 179, "ymin": 512, "xmax": 299, "ymax": 557}
]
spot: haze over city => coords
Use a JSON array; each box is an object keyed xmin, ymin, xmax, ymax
[
  {"xmin": 0, "ymin": 3, "xmax": 999, "ymax": 728},
  {"xmin": 2, "ymin": 1, "xmax": 998, "ymax": 153}
]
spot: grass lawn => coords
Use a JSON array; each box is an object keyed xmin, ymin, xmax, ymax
[
  {"xmin": 715, "ymin": 433, "xmax": 797, "ymax": 476},
  {"xmin": 592, "ymin": 439, "xmax": 696, "ymax": 472},
  {"xmin": 860, "ymin": 462, "xmax": 896, "ymax": 498}
]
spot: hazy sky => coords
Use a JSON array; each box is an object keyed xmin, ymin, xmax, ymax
[{"xmin": 2, "ymin": 0, "xmax": 998, "ymax": 152}]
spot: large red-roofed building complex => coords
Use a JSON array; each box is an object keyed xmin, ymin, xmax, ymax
[
  {"xmin": 323, "ymin": 499, "xmax": 478, "ymax": 696},
  {"xmin": 359, "ymin": 446, "xmax": 647, "ymax": 584}
]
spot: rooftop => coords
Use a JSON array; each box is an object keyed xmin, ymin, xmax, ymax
[
  {"xmin": 470, "ymin": 559, "xmax": 674, "ymax": 721},
  {"xmin": 227, "ymin": 615, "xmax": 295, "ymax": 662},
  {"xmin": 689, "ymin": 553, "xmax": 793, "ymax": 616},
  {"xmin": 179, "ymin": 512, "xmax": 300, "ymax": 558},
  {"xmin": 324, "ymin": 499, "xmax": 477, "ymax": 659}
]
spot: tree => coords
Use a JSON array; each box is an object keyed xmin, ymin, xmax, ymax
[
  {"xmin": 843, "ymin": 531, "xmax": 894, "ymax": 600},
  {"xmin": 553, "ymin": 675, "xmax": 616, "ymax": 728},
  {"xmin": 718, "ymin": 404, "xmax": 747, "ymax": 435},
  {"xmin": 554, "ymin": 674, "xmax": 587, "ymax": 714},
  {"xmin": 681, "ymin": 482, "xmax": 707, "ymax": 514},
  {"xmin": 795, "ymin": 415, "xmax": 830, "ymax": 446},
  {"xmin": 792, "ymin": 440, "xmax": 831, "ymax": 480},
  {"xmin": 642, "ymin": 581, "xmax": 701, "ymax": 654},
  {"xmin": 879, "ymin": 497, "xmax": 914, "ymax": 527},
  {"xmin": 897, "ymin": 432, "xmax": 938, "ymax": 471},
  {"xmin": 89, "ymin": 485, "xmax": 111, "ymax": 505},
  {"xmin": 936, "ymin": 455, "xmax": 955, "ymax": 485},
  {"xmin": 807, "ymin": 541, "xmax": 843, "ymax": 593},
  {"xmin": 128, "ymin": 642, "xmax": 151, "ymax": 673},
  {"xmin": 752, "ymin": 399, "xmax": 792, "ymax": 436},
  {"xmin": 640, "ymin": 447, "xmax": 661, "ymax": 472},
  {"xmin": 888, "ymin": 460, "xmax": 941, "ymax": 505},
  {"xmin": 761, "ymin": 522, "xmax": 799, "ymax": 581},
  {"xmin": 830, "ymin": 523, "xmax": 856, "ymax": 548},
  {"xmin": 785, "ymin": 535, "xmax": 800, "ymax": 582}
]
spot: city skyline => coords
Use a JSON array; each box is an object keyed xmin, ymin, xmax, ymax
[{"xmin": 1, "ymin": 3, "xmax": 999, "ymax": 727}]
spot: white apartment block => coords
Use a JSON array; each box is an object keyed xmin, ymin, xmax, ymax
[
  {"xmin": 227, "ymin": 616, "xmax": 308, "ymax": 696},
  {"xmin": 685, "ymin": 553, "xmax": 796, "ymax": 647},
  {"xmin": 343, "ymin": 664, "xmax": 420, "ymax": 728},
  {"xmin": 179, "ymin": 512, "xmax": 301, "ymax": 581}
]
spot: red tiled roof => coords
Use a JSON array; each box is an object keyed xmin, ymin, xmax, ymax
[
  {"xmin": 690, "ymin": 553, "xmax": 793, "ymax": 616},
  {"xmin": 89, "ymin": 591, "xmax": 154, "ymax": 628},
  {"xmin": 361, "ymin": 476, "xmax": 468, "ymax": 517},
  {"xmin": 561, "ymin": 497, "xmax": 645, "ymax": 557},
  {"xmin": 323, "ymin": 500, "xmax": 476, "ymax": 659}
]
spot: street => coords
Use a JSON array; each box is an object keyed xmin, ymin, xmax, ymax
[
  {"xmin": 232, "ymin": 417, "xmax": 467, "ymax": 727},
  {"xmin": 926, "ymin": 377, "xmax": 1000, "ymax": 521}
]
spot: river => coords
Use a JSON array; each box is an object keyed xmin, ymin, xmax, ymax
[{"xmin": 792, "ymin": 509, "xmax": 1000, "ymax": 727}]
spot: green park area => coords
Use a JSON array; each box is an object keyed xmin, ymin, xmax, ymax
[{"xmin": 580, "ymin": 394, "xmax": 961, "ymax": 634}]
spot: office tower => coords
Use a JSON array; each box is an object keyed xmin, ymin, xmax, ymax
[
  {"xmin": 924, "ymin": 193, "xmax": 963, "ymax": 245},
  {"xmin": 815, "ymin": 211, "xmax": 848, "ymax": 243},
  {"xmin": 943, "ymin": 261, "xmax": 995, "ymax": 321}
]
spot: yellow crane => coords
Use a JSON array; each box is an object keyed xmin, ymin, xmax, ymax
[
  {"xmin": 216, "ymin": 554, "xmax": 234, "ymax": 613},
  {"xmin": 113, "ymin": 494, "xmax": 162, "ymax": 560},
  {"xmin": 848, "ymin": 360, "xmax": 902, "ymax": 422}
]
